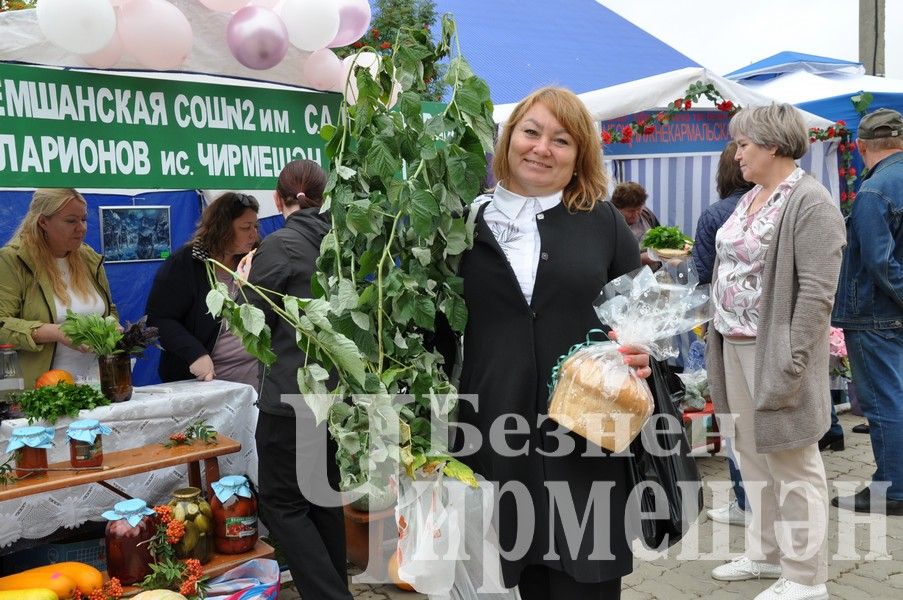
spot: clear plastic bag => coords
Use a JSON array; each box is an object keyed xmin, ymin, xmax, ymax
[{"xmin": 548, "ymin": 266, "xmax": 712, "ymax": 452}]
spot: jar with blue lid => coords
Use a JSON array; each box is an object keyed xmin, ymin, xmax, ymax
[
  {"xmin": 67, "ymin": 419, "xmax": 111, "ymax": 468},
  {"xmin": 6, "ymin": 425, "xmax": 54, "ymax": 478},
  {"xmin": 102, "ymin": 498, "xmax": 157, "ymax": 584},
  {"xmin": 210, "ymin": 475, "xmax": 258, "ymax": 554}
]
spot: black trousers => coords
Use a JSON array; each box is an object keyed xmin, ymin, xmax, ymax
[
  {"xmin": 518, "ymin": 565, "xmax": 621, "ymax": 600},
  {"xmin": 256, "ymin": 411, "xmax": 353, "ymax": 600}
]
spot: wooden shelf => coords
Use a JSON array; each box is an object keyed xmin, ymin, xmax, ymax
[
  {"xmin": 0, "ymin": 436, "xmax": 241, "ymax": 501},
  {"xmin": 119, "ymin": 539, "xmax": 275, "ymax": 595}
]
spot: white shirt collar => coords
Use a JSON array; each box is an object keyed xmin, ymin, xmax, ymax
[{"xmin": 493, "ymin": 183, "xmax": 562, "ymax": 220}]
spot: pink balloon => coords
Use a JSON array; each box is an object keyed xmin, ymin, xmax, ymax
[
  {"xmin": 82, "ymin": 30, "xmax": 123, "ymax": 68},
  {"xmin": 199, "ymin": 0, "xmax": 250, "ymax": 11},
  {"xmin": 329, "ymin": 0, "xmax": 372, "ymax": 48},
  {"xmin": 119, "ymin": 0, "xmax": 192, "ymax": 70},
  {"xmin": 303, "ymin": 48, "xmax": 343, "ymax": 91},
  {"xmin": 227, "ymin": 6, "xmax": 289, "ymax": 70}
]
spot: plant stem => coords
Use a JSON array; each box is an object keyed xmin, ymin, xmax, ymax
[{"xmin": 376, "ymin": 211, "xmax": 403, "ymax": 372}]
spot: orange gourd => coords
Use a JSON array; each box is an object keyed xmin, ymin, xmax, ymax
[
  {"xmin": 0, "ymin": 570, "xmax": 76, "ymax": 599},
  {"xmin": 29, "ymin": 563, "xmax": 103, "ymax": 594},
  {"xmin": 387, "ymin": 550, "xmax": 416, "ymax": 592}
]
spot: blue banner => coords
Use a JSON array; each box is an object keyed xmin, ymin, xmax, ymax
[{"xmin": 601, "ymin": 110, "xmax": 732, "ymax": 157}]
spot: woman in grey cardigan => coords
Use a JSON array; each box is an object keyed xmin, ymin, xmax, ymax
[{"xmin": 706, "ymin": 104, "xmax": 845, "ymax": 600}]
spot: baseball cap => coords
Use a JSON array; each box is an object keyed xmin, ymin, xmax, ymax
[{"xmin": 858, "ymin": 108, "xmax": 903, "ymax": 139}]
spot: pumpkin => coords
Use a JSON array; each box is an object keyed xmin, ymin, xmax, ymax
[
  {"xmin": 28, "ymin": 563, "xmax": 102, "ymax": 594},
  {"xmin": 0, "ymin": 589, "xmax": 59, "ymax": 600},
  {"xmin": 131, "ymin": 591, "xmax": 189, "ymax": 600},
  {"xmin": 0, "ymin": 570, "xmax": 76, "ymax": 599},
  {"xmin": 387, "ymin": 550, "xmax": 416, "ymax": 592},
  {"xmin": 34, "ymin": 369, "xmax": 75, "ymax": 389}
]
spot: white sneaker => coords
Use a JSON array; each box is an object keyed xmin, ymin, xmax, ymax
[
  {"xmin": 754, "ymin": 577, "xmax": 829, "ymax": 600},
  {"xmin": 707, "ymin": 500, "xmax": 750, "ymax": 526},
  {"xmin": 711, "ymin": 556, "xmax": 782, "ymax": 581}
]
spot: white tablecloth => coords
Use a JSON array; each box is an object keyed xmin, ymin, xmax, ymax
[{"xmin": 0, "ymin": 380, "xmax": 258, "ymax": 547}]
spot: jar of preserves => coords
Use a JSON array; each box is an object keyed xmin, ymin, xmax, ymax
[
  {"xmin": 67, "ymin": 419, "xmax": 111, "ymax": 468},
  {"xmin": 6, "ymin": 425, "xmax": 54, "ymax": 478},
  {"xmin": 210, "ymin": 475, "xmax": 258, "ymax": 554},
  {"xmin": 103, "ymin": 498, "xmax": 157, "ymax": 585},
  {"xmin": 168, "ymin": 486, "xmax": 214, "ymax": 563}
]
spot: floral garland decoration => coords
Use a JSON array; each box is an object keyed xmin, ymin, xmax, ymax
[
  {"xmin": 600, "ymin": 81, "xmax": 857, "ymax": 216},
  {"xmin": 808, "ymin": 121, "xmax": 858, "ymax": 216}
]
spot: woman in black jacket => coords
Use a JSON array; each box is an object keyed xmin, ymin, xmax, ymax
[
  {"xmin": 146, "ymin": 192, "xmax": 259, "ymax": 386},
  {"xmin": 454, "ymin": 87, "xmax": 650, "ymax": 599},
  {"xmin": 245, "ymin": 160, "xmax": 352, "ymax": 600}
]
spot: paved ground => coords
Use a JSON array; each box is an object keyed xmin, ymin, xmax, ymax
[{"xmin": 277, "ymin": 409, "xmax": 903, "ymax": 599}]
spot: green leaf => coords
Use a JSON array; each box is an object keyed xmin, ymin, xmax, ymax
[
  {"xmin": 335, "ymin": 279, "xmax": 360, "ymax": 312},
  {"xmin": 412, "ymin": 246, "xmax": 432, "ymax": 266},
  {"xmin": 206, "ymin": 287, "xmax": 227, "ymax": 317},
  {"xmin": 443, "ymin": 457, "xmax": 478, "ymax": 487},
  {"xmin": 413, "ymin": 295, "xmax": 436, "ymax": 329},
  {"xmin": 444, "ymin": 217, "xmax": 468, "ymax": 255},
  {"xmin": 409, "ymin": 188, "xmax": 439, "ymax": 236},
  {"xmin": 317, "ymin": 329, "xmax": 367, "ymax": 387},
  {"xmin": 440, "ymin": 294, "xmax": 468, "ymax": 332},
  {"xmin": 239, "ymin": 303, "xmax": 266, "ymax": 336},
  {"xmin": 335, "ymin": 165, "xmax": 356, "ymax": 180},
  {"xmin": 350, "ymin": 310, "xmax": 371, "ymax": 331},
  {"xmin": 366, "ymin": 137, "xmax": 401, "ymax": 179}
]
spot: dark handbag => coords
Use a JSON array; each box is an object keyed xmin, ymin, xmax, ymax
[{"xmin": 626, "ymin": 360, "xmax": 703, "ymax": 550}]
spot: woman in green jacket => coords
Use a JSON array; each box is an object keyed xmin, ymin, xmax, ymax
[{"xmin": 0, "ymin": 188, "xmax": 117, "ymax": 388}]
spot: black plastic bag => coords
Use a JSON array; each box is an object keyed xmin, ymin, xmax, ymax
[{"xmin": 626, "ymin": 360, "xmax": 703, "ymax": 550}]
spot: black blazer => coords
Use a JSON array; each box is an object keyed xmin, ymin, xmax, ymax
[
  {"xmin": 454, "ymin": 199, "xmax": 641, "ymax": 585},
  {"xmin": 146, "ymin": 244, "xmax": 220, "ymax": 383}
]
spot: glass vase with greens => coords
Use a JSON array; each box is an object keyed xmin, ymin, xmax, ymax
[
  {"xmin": 60, "ymin": 312, "xmax": 160, "ymax": 402},
  {"xmin": 206, "ymin": 16, "xmax": 490, "ymax": 510}
]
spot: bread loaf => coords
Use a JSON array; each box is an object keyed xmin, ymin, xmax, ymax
[{"xmin": 548, "ymin": 345, "xmax": 653, "ymax": 452}]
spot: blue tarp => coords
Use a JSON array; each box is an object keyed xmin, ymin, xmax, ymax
[
  {"xmin": 726, "ymin": 51, "xmax": 862, "ymax": 81},
  {"xmin": 1, "ymin": 190, "xmax": 202, "ymax": 386},
  {"xmin": 433, "ymin": 0, "xmax": 699, "ymax": 105}
]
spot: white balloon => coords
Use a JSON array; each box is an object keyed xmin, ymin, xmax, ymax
[
  {"xmin": 82, "ymin": 30, "xmax": 124, "ymax": 69},
  {"xmin": 36, "ymin": 0, "xmax": 117, "ymax": 55},
  {"xmin": 199, "ymin": 0, "xmax": 250, "ymax": 11},
  {"xmin": 280, "ymin": 0, "xmax": 340, "ymax": 52},
  {"xmin": 303, "ymin": 49, "xmax": 343, "ymax": 92},
  {"xmin": 119, "ymin": 0, "xmax": 193, "ymax": 70}
]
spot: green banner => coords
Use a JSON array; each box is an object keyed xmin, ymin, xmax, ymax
[{"xmin": 0, "ymin": 62, "xmax": 342, "ymax": 189}]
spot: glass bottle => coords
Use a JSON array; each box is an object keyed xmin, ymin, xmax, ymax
[
  {"xmin": 67, "ymin": 419, "xmax": 111, "ymax": 468},
  {"xmin": 210, "ymin": 475, "xmax": 258, "ymax": 554},
  {"xmin": 6, "ymin": 425, "xmax": 54, "ymax": 478},
  {"xmin": 103, "ymin": 498, "xmax": 157, "ymax": 585},
  {"xmin": 0, "ymin": 344, "xmax": 24, "ymax": 420},
  {"xmin": 168, "ymin": 486, "xmax": 214, "ymax": 563},
  {"xmin": 98, "ymin": 354, "xmax": 133, "ymax": 403}
]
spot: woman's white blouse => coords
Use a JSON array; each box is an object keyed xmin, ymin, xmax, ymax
[{"xmin": 481, "ymin": 184, "xmax": 562, "ymax": 305}]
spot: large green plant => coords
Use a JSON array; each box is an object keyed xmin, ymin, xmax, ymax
[{"xmin": 208, "ymin": 15, "xmax": 493, "ymax": 500}]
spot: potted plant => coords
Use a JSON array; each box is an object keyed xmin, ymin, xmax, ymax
[
  {"xmin": 61, "ymin": 312, "xmax": 160, "ymax": 402},
  {"xmin": 206, "ymin": 16, "xmax": 490, "ymax": 510}
]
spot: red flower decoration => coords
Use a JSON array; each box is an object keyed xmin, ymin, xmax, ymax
[
  {"xmin": 837, "ymin": 120, "xmax": 846, "ymax": 126},
  {"xmin": 838, "ymin": 168, "xmax": 846, "ymax": 177},
  {"xmin": 621, "ymin": 125, "xmax": 633, "ymax": 140},
  {"xmin": 656, "ymin": 111, "xmax": 666, "ymax": 122},
  {"xmin": 674, "ymin": 97, "xmax": 685, "ymax": 108},
  {"xmin": 838, "ymin": 143, "xmax": 846, "ymax": 152},
  {"xmin": 353, "ymin": 41, "xmax": 363, "ymax": 48},
  {"xmin": 380, "ymin": 41, "xmax": 391, "ymax": 50},
  {"xmin": 372, "ymin": 28, "xmax": 380, "ymax": 39},
  {"xmin": 848, "ymin": 167, "xmax": 857, "ymax": 176},
  {"xmin": 601, "ymin": 131, "xmax": 612, "ymax": 144},
  {"xmin": 850, "ymin": 192, "xmax": 857, "ymax": 200},
  {"xmin": 841, "ymin": 191, "xmax": 848, "ymax": 201},
  {"xmin": 827, "ymin": 127, "xmax": 836, "ymax": 137},
  {"xmin": 684, "ymin": 99, "xmax": 693, "ymax": 110},
  {"xmin": 643, "ymin": 124, "xmax": 656, "ymax": 134}
]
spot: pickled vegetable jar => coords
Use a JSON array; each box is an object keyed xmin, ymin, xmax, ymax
[
  {"xmin": 6, "ymin": 425, "xmax": 54, "ymax": 478},
  {"xmin": 67, "ymin": 419, "xmax": 111, "ymax": 468},
  {"xmin": 168, "ymin": 486, "xmax": 214, "ymax": 563},
  {"xmin": 210, "ymin": 475, "xmax": 258, "ymax": 554},
  {"xmin": 103, "ymin": 498, "xmax": 157, "ymax": 584}
]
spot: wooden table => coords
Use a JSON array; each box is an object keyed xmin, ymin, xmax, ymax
[
  {"xmin": 0, "ymin": 436, "xmax": 241, "ymax": 502},
  {"xmin": 1, "ymin": 435, "xmax": 274, "ymax": 591}
]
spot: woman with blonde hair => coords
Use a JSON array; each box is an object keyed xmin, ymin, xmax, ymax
[
  {"xmin": 447, "ymin": 86, "xmax": 650, "ymax": 599},
  {"xmin": 0, "ymin": 188, "xmax": 117, "ymax": 387}
]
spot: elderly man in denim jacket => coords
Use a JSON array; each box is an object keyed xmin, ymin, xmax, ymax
[{"xmin": 832, "ymin": 108, "xmax": 903, "ymax": 516}]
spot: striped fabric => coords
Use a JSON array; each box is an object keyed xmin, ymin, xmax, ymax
[{"xmin": 606, "ymin": 141, "xmax": 840, "ymax": 238}]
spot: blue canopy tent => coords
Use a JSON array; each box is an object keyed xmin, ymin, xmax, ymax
[{"xmin": 434, "ymin": 0, "xmax": 700, "ymax": 105}]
